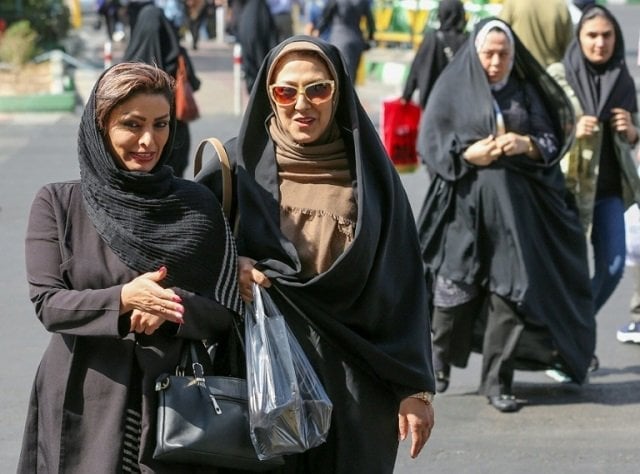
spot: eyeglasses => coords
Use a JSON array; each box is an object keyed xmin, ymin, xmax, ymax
[{"xmin": 269, "ymin": 80, "xmax": 335, "ymax": 106}]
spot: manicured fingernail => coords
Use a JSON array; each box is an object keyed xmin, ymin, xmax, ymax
[
  {"xmin": 176, "ymin": 305, "xmax": 184, "ymax": 314},
  {"xmin": 173, "ymin": 295, "xmax": 182, "ymax": 303}
]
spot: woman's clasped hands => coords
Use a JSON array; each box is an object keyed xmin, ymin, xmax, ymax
[
  {"xmin": 120, "ymin": 266, "xmax": 185, "ymax": 334},
  {"xmin": 463, "ymin": 134, "xmax": 502, "ymax": 166},
  {"xmin": 464, "ymin": 133, "xmax": 537, "ymax": 166}
]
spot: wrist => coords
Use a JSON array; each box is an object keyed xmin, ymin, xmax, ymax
[
  {"xmin": 525, "ymin": 135, "xmax": 534, "ymax": 154},
  {"xmin": 408, "ymin": 391, "xmax": 434, "ymax": 406}
]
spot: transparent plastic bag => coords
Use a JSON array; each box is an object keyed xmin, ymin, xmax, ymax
[{"xmin": 245, "ymin": 283, "xmax": 333, "ymax": 460}]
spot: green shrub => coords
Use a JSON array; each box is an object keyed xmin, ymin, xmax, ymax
[
  {"xmin": 0, "ymin": 20, "xmax": 38, "ymax": 66},
  {"xmin": 0, "ymin": 0, "xmax": 70, "ymax": 50}
]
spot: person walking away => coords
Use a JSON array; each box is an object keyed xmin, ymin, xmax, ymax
[
  {"xmin": 267, "ymin": 0, "xmax": 299, "ymax": 42},
  {"xmin": 126, "ymin": 0, "xmax": 154, "ymax": 34},
  {"xmin": 97, "ymin": 0, "xmax": 121, "ymax": 41},
  {"xmin": 184, "ymin": 0, "xmax": 207, "ymax": 49},
  {"xmin": 315, "ymin": 0, "xmax": 375, "ymax": 85},
  {"xmin": 235, "ymin": 0, "xmax": 279, "ymax": 93},
  {"xmin": 304, "ymin": 0, "xmax": 331, "ymax": 40},
  {"xmin": 499, "ymin": 0, "xmax": 573, "ymax": 68},
  {"xmin": 402, "ymin": 0, "xmax": 468, "ymax": 110}
]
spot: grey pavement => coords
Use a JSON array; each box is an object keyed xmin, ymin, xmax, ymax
[{"xmin": 2, "ymin": 6, "xmax": 640, "ymax": 473}]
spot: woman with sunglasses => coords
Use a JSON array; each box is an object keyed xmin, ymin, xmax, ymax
[{"xmin": 196, "ymin": 36, "xmax": 435, "ymax": 472}]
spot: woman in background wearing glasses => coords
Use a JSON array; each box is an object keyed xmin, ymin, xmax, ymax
[{"xmin": 196, "ymin": 36, "xmax": 435, "ymax": 473}]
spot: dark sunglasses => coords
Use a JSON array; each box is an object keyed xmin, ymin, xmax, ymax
[{"xmin": 269, "ymin": 80, "xmax": 335, "ymax": 106}]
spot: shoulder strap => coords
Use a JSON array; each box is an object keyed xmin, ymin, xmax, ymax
[
  {"xmin": 194, "ymin": 138, "xmax": 232, "ymax": 219},
  {"xmin": 436, "ymin": 30, "xmax": 454, "ymax": 62}
]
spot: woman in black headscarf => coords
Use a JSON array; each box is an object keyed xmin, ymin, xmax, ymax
[
  {"xmin": 235, "ymin": 0, "xmax": 279, "ymax": 93},
  {"xmin": 402, "ymin": 0, "xmax": 468, "ymax": 109},
  {"xmin": 196, "ymin": 35, "xmax": 435, "ymax": 472},
  {"xmin": 18, "ymin": 62, "xmax": 241, "ymax": 473},
  {"xmin": 315, "ymin": 0, "xmax": 376, "ymax": 84},
  {"xmin": 417, "ymin": 18, "xmax": 595, "ymax": 412},
  {"xmin": 547, "ymin": 5, "xmax": 640, "ymax": 346},
  {"xmin": 123, "ymin": 4, "xmax": 201, "ymax": 177}
]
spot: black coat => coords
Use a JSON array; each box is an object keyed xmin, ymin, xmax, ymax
[
  {"xmin": 417, "ymin": 18, "xmax": 596, "ymax": 382},
  {"xmin": 197, "ymin": 36, "xmax": 434, "ymax": 473}
]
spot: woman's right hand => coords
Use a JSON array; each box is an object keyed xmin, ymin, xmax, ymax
[
  {"xmin": 120, "ymin": 266, "xmax": 184, "ymax": 325},
  {"xmin": 463, "ymin": 135, "xmax": 502, "ymax": 166},
  {"xmin": 575, "ymin": 115, "xmax": 599, "ymax": 139},
  {"xmin": 238, "ymin": 256, "xmax": 271, "ymax": 302}
]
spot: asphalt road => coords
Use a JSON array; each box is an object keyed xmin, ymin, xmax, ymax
[{"xmin": 1, "ymin": 5, "xmax": 640, "ymax": 473}]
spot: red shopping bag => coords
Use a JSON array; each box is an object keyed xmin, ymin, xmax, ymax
[{"xmin": 380, "ymin": 97, "xmax": 421, "ymax": 173}]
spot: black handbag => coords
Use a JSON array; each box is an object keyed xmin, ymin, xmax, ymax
[{"xmin": 153, "ymin": 336, "xmax": 284, "ymax": 471}]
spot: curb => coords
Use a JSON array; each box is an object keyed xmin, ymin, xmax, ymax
[{"xmin": 0, "ymin": 91, "xmax": 77, "ymax": 113}]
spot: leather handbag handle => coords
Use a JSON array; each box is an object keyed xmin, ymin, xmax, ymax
[{"xmin": 194, "ymin": 138, "xmax": 232, "ymax": 219}]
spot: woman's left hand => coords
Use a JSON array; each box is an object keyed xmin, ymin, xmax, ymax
[
  {"xmin": 398, "ymin": 396, "xmax": 434, "ymax": 459},
  {"xmin": 129, "ymin": 309, "xmax": 165, "ymax": 334},
  {"xmin": 238, "ymin": 256, "xmax": 271, "ymax": 302},
  {"xmin": 611, "ymin": 107, "xmax": 638, "ymax": 144},
  {"xmin": 495, "ymin": 132, "xmax": 531, "ymax": 157}
]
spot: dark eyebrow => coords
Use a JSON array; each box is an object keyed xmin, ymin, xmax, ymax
[{"xmin": 120, "ymin": 112, "xmax": 170, "ymax": 121}]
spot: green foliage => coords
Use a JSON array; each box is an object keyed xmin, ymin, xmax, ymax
[
  {"xmin": 0, "ymin": 0, "xmax": 70, "ymax": 49},
  {"xmin": 0, "ymin": 20, "xmax": 38, "ymax": 66}
]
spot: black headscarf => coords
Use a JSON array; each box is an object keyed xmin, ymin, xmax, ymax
[
  {"xmin": 78, "ymin": 66, "xmax": 242, "ymax": 314},
  {"xmin": 236, "ymin": 0, "xmax": 279, "ymax": 93},
  {"xmin": 417, "ymin": 18, "xmax": 595, "ymax": 382},
  {"xmin": 402, "ymin": 0, "xmax": 468, "ymax": 108},
  {"xmin": 123, "ymin": 5, "xmax": 180, "ymax": 75},
  {"xmin": 438, "ymin": 0, "xmax": 468, "ymax": 50},
  {"xmin": 123, "ymin": 5, "xmax": 200, "ymax": 91},
  {"xmin": 563, "ymin": 4, "xmax": 637, "ymax": 121},
  {"xmin": 232, "ymin": 36, "xmax": 435, "ymax": 397},
  {"xmin": 419, "ymin": 17, "xmax": 575, "ymax": 181}
]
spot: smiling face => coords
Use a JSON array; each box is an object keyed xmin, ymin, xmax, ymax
[
  {"xmin": 579, "ymin": 15, "xmax": 615, "ymax": 65},
  {"xmin": 270, "ymin": 54, "xmax": 335, "ymax": 145},
  {"xmin": 106, "ymin": 93, "xmax": 171, "ymax": 172},
  {"xmin": 478, "ymin": 30, "xmax": 513, "ymax": 85}
]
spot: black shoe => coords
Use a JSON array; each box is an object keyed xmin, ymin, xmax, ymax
[
  {"xmin": 488, "ymin": 394, "xmax": 519, "ymax": 413},
  {"xmin": 436, "ymin": 370, "xmax": 450, "ymax": 393}
]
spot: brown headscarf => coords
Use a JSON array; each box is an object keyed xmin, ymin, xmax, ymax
[{"xmin": 266, "ymin": 42, "xmax": 357, "ymax": 277}]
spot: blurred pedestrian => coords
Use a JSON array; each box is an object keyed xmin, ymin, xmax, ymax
[
  {"xmin": 547, "ymin": 5, "xmax": 640, "ymax": 349},
  {"xmin": 96, "ymin": 0, "xmax": 121, "ymax": 41},
  {"xmin": 304, "ymin": 0, "xmax": 330, "ymax": 40},
  {"xmin": 402, "ymin": 0, "xmax": 468, "ymax": 110},
  {"xmin": 235, "ymin": 0, "xmax": 279, "ymax": 93},
  {"xmin": 184, "ymin": 0, "xmax": 207, "ymax": 49},
  {"xmin": 417, "ymin": 18, "xmax": 595, "ymax": 412},
  {"xmin": 157, "ymin": 0, "xmax": 186, "ymax": 33},
  {"xmin": 267, "ymin": 0, "xmax": 300, "ymax": 42},
  {"xmin": 126, "ymin": 0, "xmax": 154, "ymax": 33},
  {"xmin": 315, "ymin": 0, "xmax": 375, "ymax": 84},
  {"xmin": 124, "ymin": 4, "xmax": 201, "ymax": 177},
  {"xmin": 499, "ymin": 0, "xmax": 573, "ymax": 67}
]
